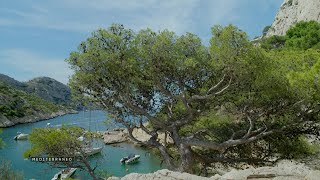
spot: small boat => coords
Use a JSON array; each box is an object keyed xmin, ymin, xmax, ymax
[
  {"xmin": 14, "ymin": 132, "xmax": 28, "ymax": 140},
  {"xmin": 77, "ymin": 136, "xmax": 85, "ymax": 142},
  {"xmin": 76, "ymin": 147, "xmax": 103, "ymax": 157},
  {"xmin": 84, "ymin": 147, "xmax": 103, "ymax": 156},
  {"xmin": 120, "ymin": 154, "xmax": 140, "ymax": 164},
  {"xmin": 51, "ymin": 168, "xmax": 77, "ymax": 180},
  {"xmin": 46, "ymin": 123, "xmax": 52, "ymax": 128}
]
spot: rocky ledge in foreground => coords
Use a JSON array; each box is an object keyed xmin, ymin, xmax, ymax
[
  {"xmin": 107, "ymin": 160, "xmax": 320, "ymax": 180},
  {"xmin": 0, "ymin": 109, "xmax": 78, "ymax": 128}
]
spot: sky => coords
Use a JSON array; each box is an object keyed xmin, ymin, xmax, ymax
[{"xmin": 0, "ymin": 0, "xmax": 283, "ymax": 84}]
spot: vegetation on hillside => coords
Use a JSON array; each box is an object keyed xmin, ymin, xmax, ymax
[
  {"xmin": 261, "ymin": 21, "xmax": 320, "ymax": 50},
  {"xmin": 0, "ymin": 74, "xmax": 73, "ymax": 106},
  {"xmin": 65, "ymin": 23, "xmax": 320, "ymax": 174},
  {"xmin": 0, "ymin": 82, "xmax": 63, "ymax": 119}
]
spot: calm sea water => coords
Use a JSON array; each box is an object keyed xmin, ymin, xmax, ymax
[{"xmin": 0, "ymin": 111, "xmax": 163, "ymax": 180}]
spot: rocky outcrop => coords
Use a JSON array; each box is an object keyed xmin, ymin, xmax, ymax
[
  {"xmin": 107, "ymin": 161, "xmax": 320, "ymax": 180},
  {"xmin": 102, "ymin": 127, "xmax": 173, "ymax": 145},
  {"xmin": 218, "ymin": 160, "xmax": 316, "ymax": 180},
  {"xmin": 266, "ymin": 0, "xmax": 320, "ymax": 37},
  {"xmin": 103, "ymin": 129, "xmax": 128, "ymax": 144},
  {"xmin": 108, "ymin": 169, "xmax": 212, "ymax": 180}
]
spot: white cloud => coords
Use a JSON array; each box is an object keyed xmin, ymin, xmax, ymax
[
  {"xmin": 0, "ymin": 0, "xmax": 283, "ymax": 36},
  {"xmin": 0, "ymin": 49, "xmax": 72, "ymax": 84},
  {"xmin": 0, "ymin": 0, "xmax": 200, "ymax": 33}
]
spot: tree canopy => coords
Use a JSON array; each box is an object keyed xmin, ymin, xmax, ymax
[
  {"xmin": 67, "ymin": 24, "xmax": 320, "ymax": 173},
  {"xmin": 25, "ymin": 126, "xmax": 102, "ymax": 180}
]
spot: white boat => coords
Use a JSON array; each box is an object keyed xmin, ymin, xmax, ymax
[
  {"xmin": 120, "ymin": 154, "xmax": 140, "ymax": 164},
  {"xmin": 76, "ymin": 147, "xmax": 103, "ymax": 157},
  {"xmin": 14, "ymin": 132, "xmax": 28, "ymax": 140},
  {"xmin": 77, "ymin": 136, "xmax": 85, "ymax": 142},
  {"xmin": 84, "ymin": 147, "xmax": 103, "ymax": 156},
  {"xmin": 51, "ymin": 168, "xmax": 77, "ymax": 180}
]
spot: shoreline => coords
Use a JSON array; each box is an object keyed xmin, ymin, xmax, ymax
[{"xmin": 0, "ymin": 109, "xmax": 78, "ymax": 128}]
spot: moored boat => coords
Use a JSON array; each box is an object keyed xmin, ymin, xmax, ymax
[
  {"xmin": 84, "ymin": 147, "xmax": 103, "ymax": 156},
  {"xmin": 51, "ymin": 168, "xmax": 77, "ymax": 180},
  {"xmin": 120, "ymin": 154, "xmax": 140, "ymax": 164},
  {"xmin": 76, "ymin": 147, "xmax": 103, "ymax": 157},
  {"xmin": 14, "ymin": 132, "xmax": 28, "ymax": 140}
]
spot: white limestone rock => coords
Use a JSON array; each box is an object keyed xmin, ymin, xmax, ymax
[{"xmin": 266, "ymin": 0, "xmax": 320, "ymax": 37}]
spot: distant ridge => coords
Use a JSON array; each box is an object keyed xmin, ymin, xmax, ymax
[
  {"xmin": 0, "ymin": 74, "xmax": 72, "ymax": 105},
  {"xmin": 0, "ymin": 74, "xmax": 27, "ymax": 91},
  {"xmin": 26, "ymin": 76, "xmax": 71, "ymax": 105}
]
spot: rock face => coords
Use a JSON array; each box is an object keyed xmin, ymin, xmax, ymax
[
  {"xmin": 266, "ymin": 0, "xmax": 320, "ymax": 37},
  {"xmin": 107, "ymin": 161, "xmax": 320, "ymax": 180},
  {"xmin": 102, "ymin": 127, "xmax": 173, "ymax": 145}
]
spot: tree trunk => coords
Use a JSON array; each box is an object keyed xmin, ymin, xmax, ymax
[
  {"xmin": 158, "ymin": 144, "xmax": 177, "ymax": 170},
  {"xmin": 179, "ymin": 143, "xmax": 194, "ymax": 173}
]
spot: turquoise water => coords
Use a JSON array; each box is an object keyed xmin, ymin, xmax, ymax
[{"xmin": 0, "ymin": 111, "xmax": 164, "ymax": 180}]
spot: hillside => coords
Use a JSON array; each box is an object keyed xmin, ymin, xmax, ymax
[
  {"xmin": 0, "ymin": 82, "xmax": 75, "ymax": 127},
  {"xmin": 0, "ymin": 74, "xmax": 72, "ymax": 105},
  {"xmin": 266, "ymin": 0, "xmax": 320, "ymax": 37},
  {"xmin": 0, "ymin": 74, "xmax": 28, "ymax": 91},
  {"xmin": 26, "ymin": 77, "xmax": 71, "ymax": 105}
]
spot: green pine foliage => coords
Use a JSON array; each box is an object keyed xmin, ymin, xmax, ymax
[
  {"xmin": 65, "ymin": 23, "xmax": 320, "ymax": 168},
  {"xmin": 286, "ymin": 21, "xmax": 320, "ymax": 50}
]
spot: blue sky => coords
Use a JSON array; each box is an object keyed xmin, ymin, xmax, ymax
[{"xmin": 0, "ymin": 0, "xmax": 283, "ymax": 84}]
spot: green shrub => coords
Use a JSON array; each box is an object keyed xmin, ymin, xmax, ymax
[{"xmin": 285, "ymin": 21, "xmax": 320, "ymax": 50}]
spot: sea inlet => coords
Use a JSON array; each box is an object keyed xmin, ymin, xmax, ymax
[{"xmin": 0, "ymin": 111, "xmax": 163, "ymax": 179}]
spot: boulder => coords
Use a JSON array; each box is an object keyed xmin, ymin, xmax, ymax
[{"xmin": 103, "ymin": 131, "xmax": 128, "ymax": 144}]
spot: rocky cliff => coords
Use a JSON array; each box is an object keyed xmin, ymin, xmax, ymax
[{"xmin": 266, "ymin": 0, "xmax": 320, "ymax": 37}]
